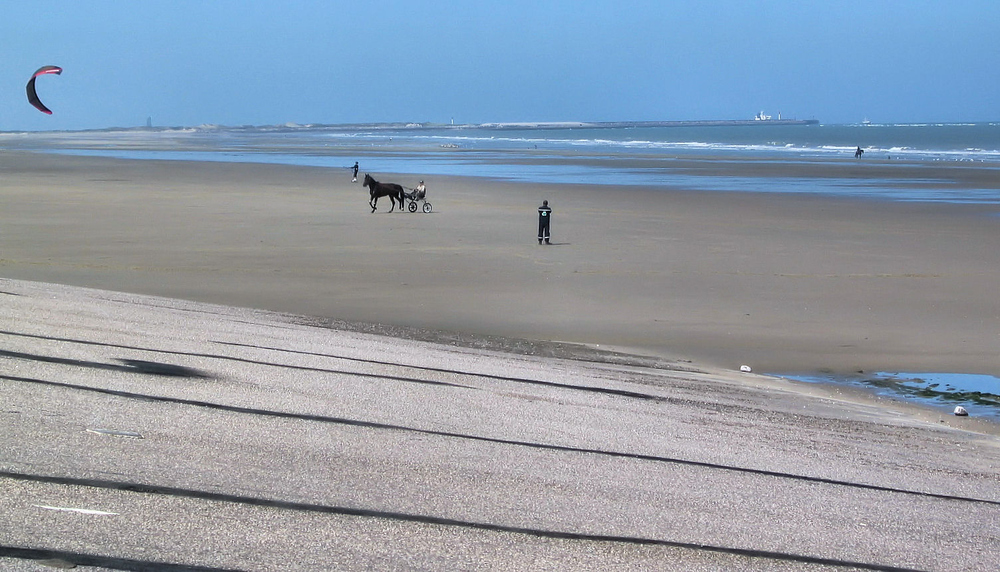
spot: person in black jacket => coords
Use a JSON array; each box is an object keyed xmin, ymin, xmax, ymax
[{"xmin": 537, "ymin": 200, "xmax": 551, "ymax": 244}]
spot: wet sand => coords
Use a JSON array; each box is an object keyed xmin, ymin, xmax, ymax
[{"xmin": 2, "ymin": 151, "xmax": 999, "ymax": 378}]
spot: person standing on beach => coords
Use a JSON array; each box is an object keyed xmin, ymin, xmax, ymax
[
  {"xmin": 537, "ymin": 200, "xmax": 551, "ymax": 244},
  {"xmin": 352, "ymin": 162, "xmax": 359, "ymax": 182}
]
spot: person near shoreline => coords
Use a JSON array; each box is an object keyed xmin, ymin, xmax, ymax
[
  {"xmin": 352, "ymin": 161, "xmax": 359, "ymax": 182},
  {"xmin": 414, "ymin": 180, "xmax": 426, "ymax": 200},
  {"xmin": 537, "ymin": 200, "xmax": 551, "ymax": 244},
  {"xmin": 855, "ymin": 146, "xmax": 865, "ymax": 159}
]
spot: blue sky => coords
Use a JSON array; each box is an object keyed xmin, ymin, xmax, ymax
[{"xmin": 1, "ymin": 1, "xmax": 996, "ymax": 131}]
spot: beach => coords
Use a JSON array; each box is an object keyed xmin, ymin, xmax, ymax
[
  {"xmin": 3, "ymin": 150, "xmax": 1000, "ymax": 570},
  {"xmin": 2, "ymin": 150, "xmax": 999, "ymax": 378}
]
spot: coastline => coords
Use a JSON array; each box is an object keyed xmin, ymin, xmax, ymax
[{"xmin": 2, "ymin": 151, "xmax": 999, "ymax": 381}]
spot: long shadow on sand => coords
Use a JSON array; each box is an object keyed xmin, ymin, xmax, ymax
[
  {"xmin": 3, "ymin": 371, "xmax": 996, "ymax": 509},
  {"xmin": 0, "ymin": 330, "xmax": 660, "ymax": 400},
  {"xmin": 1, "ymin": 470, "xmax": 926, "ymax": 572},
  {"xmin": 0, "ymin": 349, "xmax": 210, "ymax": 378},
  {"xmin": 0, "ymin": 545, "xmax": 241, "ymax": 572}
]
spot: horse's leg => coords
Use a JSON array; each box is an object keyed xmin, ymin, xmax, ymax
[{"xmin": 371, "ymin": 195, "xmax": 378, "ymax": 213}]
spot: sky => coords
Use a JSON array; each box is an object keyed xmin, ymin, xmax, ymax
[{"xmin": 1, "ymin": 1, "xmax": 997, "ymax": 131}]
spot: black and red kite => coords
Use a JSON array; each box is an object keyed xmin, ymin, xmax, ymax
[{"xmin": 26, "ymin": 65, "xmax": 62, "ymax": 114}]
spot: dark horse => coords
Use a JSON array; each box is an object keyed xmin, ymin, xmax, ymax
[{"xmin": 363, "ymin": 173, "xmax": 405, "ymax": 213}]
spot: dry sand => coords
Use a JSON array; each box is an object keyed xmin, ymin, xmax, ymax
[
  {"xmin": 2, "ymin": 151, "xmax": 999, "ymax": 377},
  {"xmin": 2, "ymin": 277, "xmax": 999, "ymax": 571}
]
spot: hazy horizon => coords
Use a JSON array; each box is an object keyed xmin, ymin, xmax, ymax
[{"xmin": 4, "ymin": 118, "xmax": 998, "ymax": 134}]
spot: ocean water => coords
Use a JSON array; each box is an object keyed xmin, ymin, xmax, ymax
[{"xmin": 2, "ymin": 121, "xmax": 999, "ymax": 202}]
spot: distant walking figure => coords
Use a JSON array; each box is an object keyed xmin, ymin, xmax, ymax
[
  {"xmin": 352, "ymin": 161, "xmax": 360, "ymax": 182},
  {"xmin": 537, "ymin": 200, "xmax": 551, "ymax": 244},
  {"xmin": 855, "ymin": 146, "xmax": 864, "ymax": 159}
]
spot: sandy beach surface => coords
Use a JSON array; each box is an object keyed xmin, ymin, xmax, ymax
[
  {"xmin": 2, "ymin": 151, "xmax": 1000, "ymax": 570},
  {"xmin": 2, "ymin": 278, "xmax": 999, "ymax": 571}
]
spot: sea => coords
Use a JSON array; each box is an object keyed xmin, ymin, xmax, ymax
[
  {"xmin": 2, "ymin": 120, "xmax": 999, "ymax": 203},
  {"xmin": 2, "ymin": 120, "xmax": 999, "ymax": 417}
]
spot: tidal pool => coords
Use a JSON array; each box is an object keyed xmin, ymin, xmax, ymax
[{"xmin": 782, "ymin": 372, "xmax": 1000, "ymax": 420}]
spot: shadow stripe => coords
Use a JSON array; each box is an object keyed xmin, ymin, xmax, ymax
[
  {"xmin": 0, "ymin": 544, "xmax": 244, "ymax": 571},
  {"xmin": 0, "ymin": 349, "xmax": 210, "ymax": 378},
  {"xmin": 212, "ymin": 340, "xmax": 662, "ymax": 400},
  {"xmin": 0, "ymin": 330, "xmax": 659, "ymax": 400},
  {"xmin": 0, "ymin": 346, "xmax": 470, "ymax": 391},
  {"xmin": 3, "ymin": 372, "xmax": 997, "ymax": 507},
  {"xmin": 0, "ymin": 473, "xmax": 927, "ymax": 572}
]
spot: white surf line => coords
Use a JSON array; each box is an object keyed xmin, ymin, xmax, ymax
[{"xmin": 33, "ymin": 504, "xmax": 118, "ymax": 516}]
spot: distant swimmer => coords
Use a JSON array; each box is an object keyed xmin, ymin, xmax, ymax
[
  {"xmin": 352, "ymin": 161, "xmax": 359, "ymax": 182},
  {"xmin": 855, "ymin": 146, "xmax": 865, "ymax": 159}
]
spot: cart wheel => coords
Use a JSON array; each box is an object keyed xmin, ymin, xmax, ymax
[
  {"xmin": 408, "ymin": 201, "xmax": 418, "ymax": 213},
  {"xmin": 422, "ymin": 202, "xmax": 432, "ymax": 213}
]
